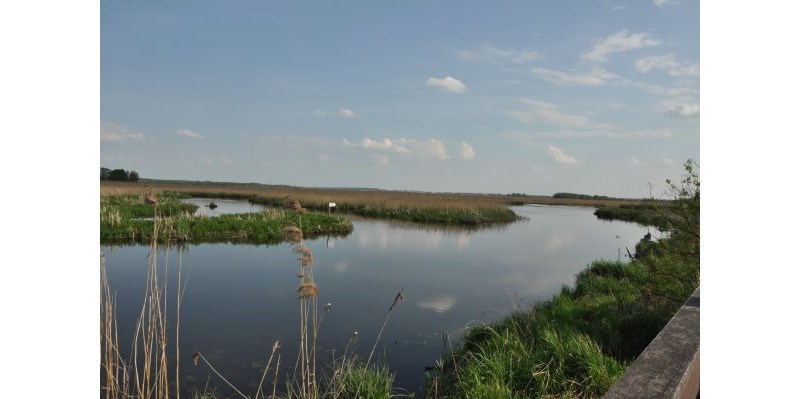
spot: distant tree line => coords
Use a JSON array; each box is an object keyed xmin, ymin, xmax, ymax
[
  {"xmin": 101, "ymin": 167, "xmax": 139, "ymax": 182},
  {"xmin": 552, "ymin": 192, "xmax": 611, "ymax": 200}
]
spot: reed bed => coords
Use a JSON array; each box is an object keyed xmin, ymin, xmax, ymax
[
  {"xmin": 101, "ymin": 180, "xmax": 648, "ymax": 225},
  {"xmin": 103, "ymin": 199, "xmax": 406, "ymax": 399},
  {"xmin": 101, "ymin": 211, "xmax": 188, "ymax": 398}
]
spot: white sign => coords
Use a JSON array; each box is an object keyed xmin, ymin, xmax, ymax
[{"xmin": 328, "ymin": 202, "xmax": 336, "ymax": 207}]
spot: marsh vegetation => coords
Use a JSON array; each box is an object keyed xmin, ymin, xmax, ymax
[{"xmin": 100, "ymin": 162, "xmax": 699, "ymax": 398}]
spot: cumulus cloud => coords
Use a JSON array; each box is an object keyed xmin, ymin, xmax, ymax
[
  {"xmin": 459, "ymin": 142, "xmax": 475, "ymax": 161},
  {"xmin": 628, "ymin": 158, "xmax": 644, "ymax": 165},
  {"xmin": 339, "ymin": 108, "xmax": 356, "ymax": 118},
  {"xmin": 101, "ymin": 122, "xmax": 145, "ymax": 142},
  {"xmin": 346, "ymin": 137, "xmax": 450, "ymax": 161},
  {"xmin": 581, "ymin": 30, "xmax": 661, "ymax": 62},
  {"xmin": 546, "ymin": 145, "xmax": 579, "ymax": 165},
  {"xmin": 664, "ymin": 103, "xmax": 700, "ymax": 119},
  {"xmin": 425, "ymin": 76, "xmax": 467, "ymax": 93},
  {"xmin": 635, "ymin": 54, "xmax": 699, "ymax": 77},
  {"xmin": 177, "ymin": 128, "xmax": 204, "ymax": 139},
  {"xmin": 458, "ymin": 44, "xmax": 540, "ymax": 64},
  {"xmin": 531, "ymin": 66, "xmax": 620, "ymax": 86}
]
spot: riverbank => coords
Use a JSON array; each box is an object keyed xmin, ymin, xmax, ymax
[
  {"xmin": 421, "ymin": 161, "xmax": 700, "ymax": 398},
  {"xmin": 422, "ymin": 232, "xmax": 699, "ymax": 398}
]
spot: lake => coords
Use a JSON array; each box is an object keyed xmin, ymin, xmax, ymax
[{"xmin": 101, "ymin": 202, "xmax": 651, "ymax": 396}]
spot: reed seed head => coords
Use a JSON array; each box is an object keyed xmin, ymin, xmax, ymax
[
  {"xmin": 283, "ymin": 226, "xmax": 303, "ymax": 243},
  {"xmin": 293, "ymin": 245, "xmax": 313, "ymax": 266},
  {"xmin": 388, "ymin": 289, "xmax": 405, "ymax": 312},
  {"xmin": 297, "ymin": 279, "xmax": 319, "ymax": 299}
]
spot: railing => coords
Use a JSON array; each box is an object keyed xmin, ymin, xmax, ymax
[{"xmin": 603, "ymin": 287, "xmax": 700, "ymax": 399}]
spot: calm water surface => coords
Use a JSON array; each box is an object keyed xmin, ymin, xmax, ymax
[{"xmin": 102, "ymin": 203, "xmax": 650, "ymax": 395}]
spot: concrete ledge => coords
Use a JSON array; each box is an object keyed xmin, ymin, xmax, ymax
[{"xmin": 603, "ymin": 287, "xmax": 700, "ymax": 399}]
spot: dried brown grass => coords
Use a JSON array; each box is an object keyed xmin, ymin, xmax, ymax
[{"xmin": 101, "ymin": 180, "xmax": 648, "ymax": 211}]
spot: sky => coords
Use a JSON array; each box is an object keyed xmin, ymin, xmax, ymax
[
  {"xmin": 7, "ymin": 2, "xmax": 800, "ymax": 397},
  {"xmin": 101, "ymin": 0, "xmax": 699, "ymax": 198}
]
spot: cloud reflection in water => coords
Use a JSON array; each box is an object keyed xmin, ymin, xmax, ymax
[{"xmin": 416, "ymin": 295, "xmax": 457, "ymax": 314}]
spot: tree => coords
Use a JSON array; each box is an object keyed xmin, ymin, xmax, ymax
[
  {"xmin": 108, "ymin": 169, "xmax": 129, "ymax": 181},
  {"xmin": 101, "ymin": 167, "xmax": 111, "ymax": 181},
  {"xmin": 128, "ymin": 170, "xmax": 139, "ymax": 182},
  {"xmin": 663, "ymin": 159, "xmax": 700, "ymax": 257}
]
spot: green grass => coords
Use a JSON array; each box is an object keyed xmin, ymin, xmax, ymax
[
  {"xmin": 593, "ymin": 204, "xmax": 672, "ymax": 228},
  {"xmin": 321, "ymin": 358, "xmax": 398, "ymax": 399},
  {"xmin": 101, "ymin": 193, "xmax": 198, "ymax": 219},
  {"xmin": 100, "ymin": 194, "xmax": 353, "ymax": 244},
  {"xmin": 425, "ymin": 232, "xmax": 699, "ymax": 398}
]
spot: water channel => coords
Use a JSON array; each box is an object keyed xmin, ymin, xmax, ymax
[{"xmin": 101, "ymin": 201, "xmax": 651, "ymax": 395}]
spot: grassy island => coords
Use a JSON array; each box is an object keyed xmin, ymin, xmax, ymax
[{"xmin": 100, "ymin": 194, "xmax": 353, "ymax": 244}]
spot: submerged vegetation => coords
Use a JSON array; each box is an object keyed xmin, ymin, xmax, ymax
[{"xmin": 423, "ymin": 160, "xmax": 700, "ymax": 398}]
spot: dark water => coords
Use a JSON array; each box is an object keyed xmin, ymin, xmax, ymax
[{"xmin": 101, "ymin": 204, "xmax": 650, "ymax": 395}]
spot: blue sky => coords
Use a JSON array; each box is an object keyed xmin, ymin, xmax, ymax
[{"xmin": 101, "ymin": 0, "xmax": 699, "ymax": 197}]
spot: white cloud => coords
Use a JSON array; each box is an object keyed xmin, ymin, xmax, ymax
[
  {"xmin": 177, "ymin": 128, "xmax": 204, "ymax": 139},
  {"xmin": 581, "ymin": 30, "xmax": 661, "ymax": 62},
  {"xmin": 508, "ymin": 99, "xmax": 618, "ymax": 130},
  {"xmin": 500, "ymin": 128, "xmax": 673, "ymax": 140},
  {"xmin": 459, "ymin": 142, "xmax": 475, "ymax": 161},
  {"xmin": 546, "ymin": 145, "xmax": 579, "ymax": 165},
  {"xmin": 664, "ymin": 103, "xmax": 700, "ymax": 119},
  {"xmin": 315, "ymin": 108, "xmax": 356, "ymax": 118},
  {"xmin": 609, "ymin": 102, "xmax": 626, "ymax": 110},
  {"xmin": 531, "ymin": 66, "xmax": 620, "ymax": 86},
  {"xmin": 347, "ymin": 137, "xmax": 450, "ymax": 161},
  {"xmin": 458, "ymin": 45, "xmax": 540, "ymax": 64},
  {"xmin": 425, "ymin": 76, "xmax": 467, "ymax": 93},
  {"xmin": 660, "ymin": 158, "xmax": 676, "ymax": 166},
  {"xmin": 220, "ymin": 156, "xmax": 233, "ymax": 166},
  {"xmin": 101, "ymin": 122, "xmax": 145, "ymax": 142},
  {"xmin": 635, "ymin": 54, "xmax": 699, "ymax": 77},
  {"xmin": 628, "ymin": 158, "xmax": 644, "ymax": 165},
  {"xmin": 653, "ymin": 0, "xmax": 680, "ymax": 7}
]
